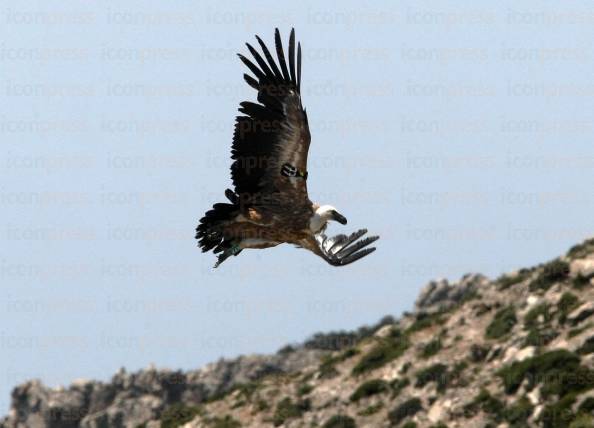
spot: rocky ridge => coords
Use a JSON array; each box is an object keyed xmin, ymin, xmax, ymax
[{"xmin": 3, "ymin": 238, "xmax": 594, "ymax": 428}]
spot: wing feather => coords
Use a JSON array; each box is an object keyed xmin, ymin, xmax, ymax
[
  {"xmin": 246, "ymin": 43, "xmax": 275, "ymax": 80},
  {"xmin": 304, "ymin": 229, "xmax": 380, "ymax": 266},
  {"xmin": 274, "ymin": 28, "xmax": 291, "ymax": 82},
  {"xmin": 237, "ymin": 54, "xmax": 264, "ymax": 80},
  {"xmin": 297, "ymin": 42, "xmax": 302, "ymax": 90},
  {"xmin": 243, "ymin": 74, "xmax": 259, "ymax": 91},
  {"xmin": 288, "ymin": 29, "xmax": 296, "ymax": 85},
  {"xmin": 231, "ymin": 28, "xmax": 311, "ymax": 221},
  {"xmin": 256, "ymin": 35, "xmax": 283, "ymax": 80}
]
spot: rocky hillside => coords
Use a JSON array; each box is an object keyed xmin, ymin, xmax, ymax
[{"xmin": 3, "ymin": 239, "xmax": 594, "ymax": 428}]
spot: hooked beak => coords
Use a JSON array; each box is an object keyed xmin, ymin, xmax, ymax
[{"xmin": 332, "ymin": 211, "xmax": 348, "ymax": 225}]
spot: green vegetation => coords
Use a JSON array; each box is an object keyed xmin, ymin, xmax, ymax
[
  {"xmin": 211, "ymin": 415, "xmax": 241, "ymax": 428},
  {"xmin": 341, "ymin": 348, "xmax": 360, "ymax": 359},
  {"xmin": 469, "ymin": 344, "xmax": 490, "ymax": 362},
  {"xmin": 272, "ymin": 397, "xmax": 310, "ymax": 427},
  {"xmin": 539, "ymin": 393, "xmax": 577, "ymax": 428},
  {"xmin": 450, "ymin": 361, "xmax": 469, "ymax": 387},
  {"xmin": 406, "ymin": 311, "xmax": 447, "ymax": 334},
  {"xmin": 463, "ymin": 389, "xmax": 504, "ymax": 419},
  {"xmin": 318, "ymin": 360, "xmax": 339, "ymax": 379},
  {"xmin": 567, "ymin": 238, "xmax": 594, "ymax": 259},
  {"xmin": 524, "ymin": 303, "xmax": 552, "ymax": 329},
  {"xmin": 578, "ymin": 396, "xmax": 594, "ymax": 413},
  {"xmin": 540, "ymin": 395, "xmax": 594, "ymax": 428},
  {"xmin": 390, "ymin": 377, "xmax": 410, "ymax": 398},
  {"xmin": 160, "ymin": 404, "xmax": 202, "ymax": 428},
  {"xmin": 505, "ymin": 396, "xmax": 534, "ymax": 427},
  {"xmin": 497, "ymin": 268, "xmax": 532, "ymax": 290},
  {"xmin": 305, "ymin": 331, "xmax": 358, "ymax": 351},
  {"xmin": 206, "ymin": 381, "xmax": 260, "ymax": 403},
  {"xmin": 558, "ymin": 292, "xmax": 580, "ymax": 324},
  {"xmin": 350, "ymin": 379, "xmax": 389, "ymax": 402},
  {"xmin": 577, "ymin": 336, "xmax": 594, "ymax": 355},
  {"xmin": 568, "ymin": 322, "xmax": 593, "ymax": 338},
  {"xmin": 319, "ymin": 348, "xmax": 359, "ymax": 379},
  {"xmin": 474, "ymin": 303, "xmax": 493, "ymax": 317},
  {"xmin": 572, "ymin": 274, "xmax": 593, "ymax": 290},
  {"xmin": 429, "ymin": 424, "xmax": 448, "ymax": 428},
  {"xmin": 523, "ymin": 327, "xmax": 557, "ymax": 347},
  {"xmin": 420, "ymin": 339, "xmax": 442, "ymax": 359},
  {"xmin": 523, "ymin": 302, "xmax": 557, "ymax": 347},
  {"xmin": 463, "ymin": 390, "xmax": 532, "ymax": 426},
  {"xmin": 401, "ymin": 422, "xmax": 417, "ymax": 428},
  {"xmin": 277, "ymin": 344, "xmax": 295, "ymax": 354},
  {"xmin": 485, "ymin": 306, "xmax": 517, "ymax": 339},
  {"xmin": 498, "ymin": 350, "xmax": 594, "ymax": 399},
  {"xmin": 528, "ymin": 260, "xmax": 570, "ymax": 291},
  {"xmin": 569, "ymin": 415, "xmax": 594, "ymax": 428},
  {"xmin": 255, "ymin": 398, "xmax": 269, "ymax": 412},
  {"xmin": 415, "ymin": 363, "xmax": 449, "ymax": 392},
  {"xmin": 351, "ymin": 329, "xmax": 409, "ymax": 375},
  {"xmin": 322, "ymin": 414, "xmax": 357, "ymax": 428},
  {"xmin": 297, "ymin": 383, "xmax": 314, "ymax": 396},
  {"xmin": 305, "ymin": 315, "xmax": 395, "ymax": 351},
  {"xmin": 388, "ymin": 397, "xmax": 423, "ymax": 426},
  {"xmin": 357, "ymin": 402, "xmax": 383, "ymax": 416},
  {"xmin": 400, "ymin": 362, "xmax": 412, "ymax": 374}
]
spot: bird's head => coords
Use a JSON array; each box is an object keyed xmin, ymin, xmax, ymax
[{"xmin": 309, "ymin": 204, "xmax": 347, "ymax": 233}]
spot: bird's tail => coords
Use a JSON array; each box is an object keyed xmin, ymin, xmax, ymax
[{"xmin": 196, "ymin": 189, "xmax": 242, "ymax": 267}]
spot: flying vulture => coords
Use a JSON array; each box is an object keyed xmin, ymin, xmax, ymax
[{"xmin": 196, "ymin": 29, "xmax": 379, "ymax": 268}]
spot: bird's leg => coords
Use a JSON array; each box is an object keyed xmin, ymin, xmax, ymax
[
  {"xmin": 213, "ymin": 242, "xmax": 243, "ymax": 268},
  {"xmin": 230, "ymin": 243, "xmax": 242, "ymax": 255}
]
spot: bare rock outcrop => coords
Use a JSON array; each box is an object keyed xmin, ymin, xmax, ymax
[
  {"xmin": 415, "ymin": 273, "xmax": 488, "ymax": 310},
  {"xmin": 3, "ymin": 237, "xmax": 594, "ymax": 427}
]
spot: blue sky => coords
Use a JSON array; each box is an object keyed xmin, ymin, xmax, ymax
[{"xmin": 1, "ymin": 0, "xmax": 594, "ymax": 413}]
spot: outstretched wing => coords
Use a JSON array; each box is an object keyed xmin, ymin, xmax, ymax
[
  {"xmin": 304, "ymin": 229, "xmax": 380, "ymax": 266},
  {"xmin": 231, "ymin": 28, "xmax": 311, "ymax": 214}
]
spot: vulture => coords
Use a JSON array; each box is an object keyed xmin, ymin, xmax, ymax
[{"xmin": 196, "ymin": 29, "xmax": 379, "ymax": 268}]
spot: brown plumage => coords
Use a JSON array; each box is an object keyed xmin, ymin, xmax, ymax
[{"xmin": 196, "ymin": 29, "xmax": 379, "ymax": 268}]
